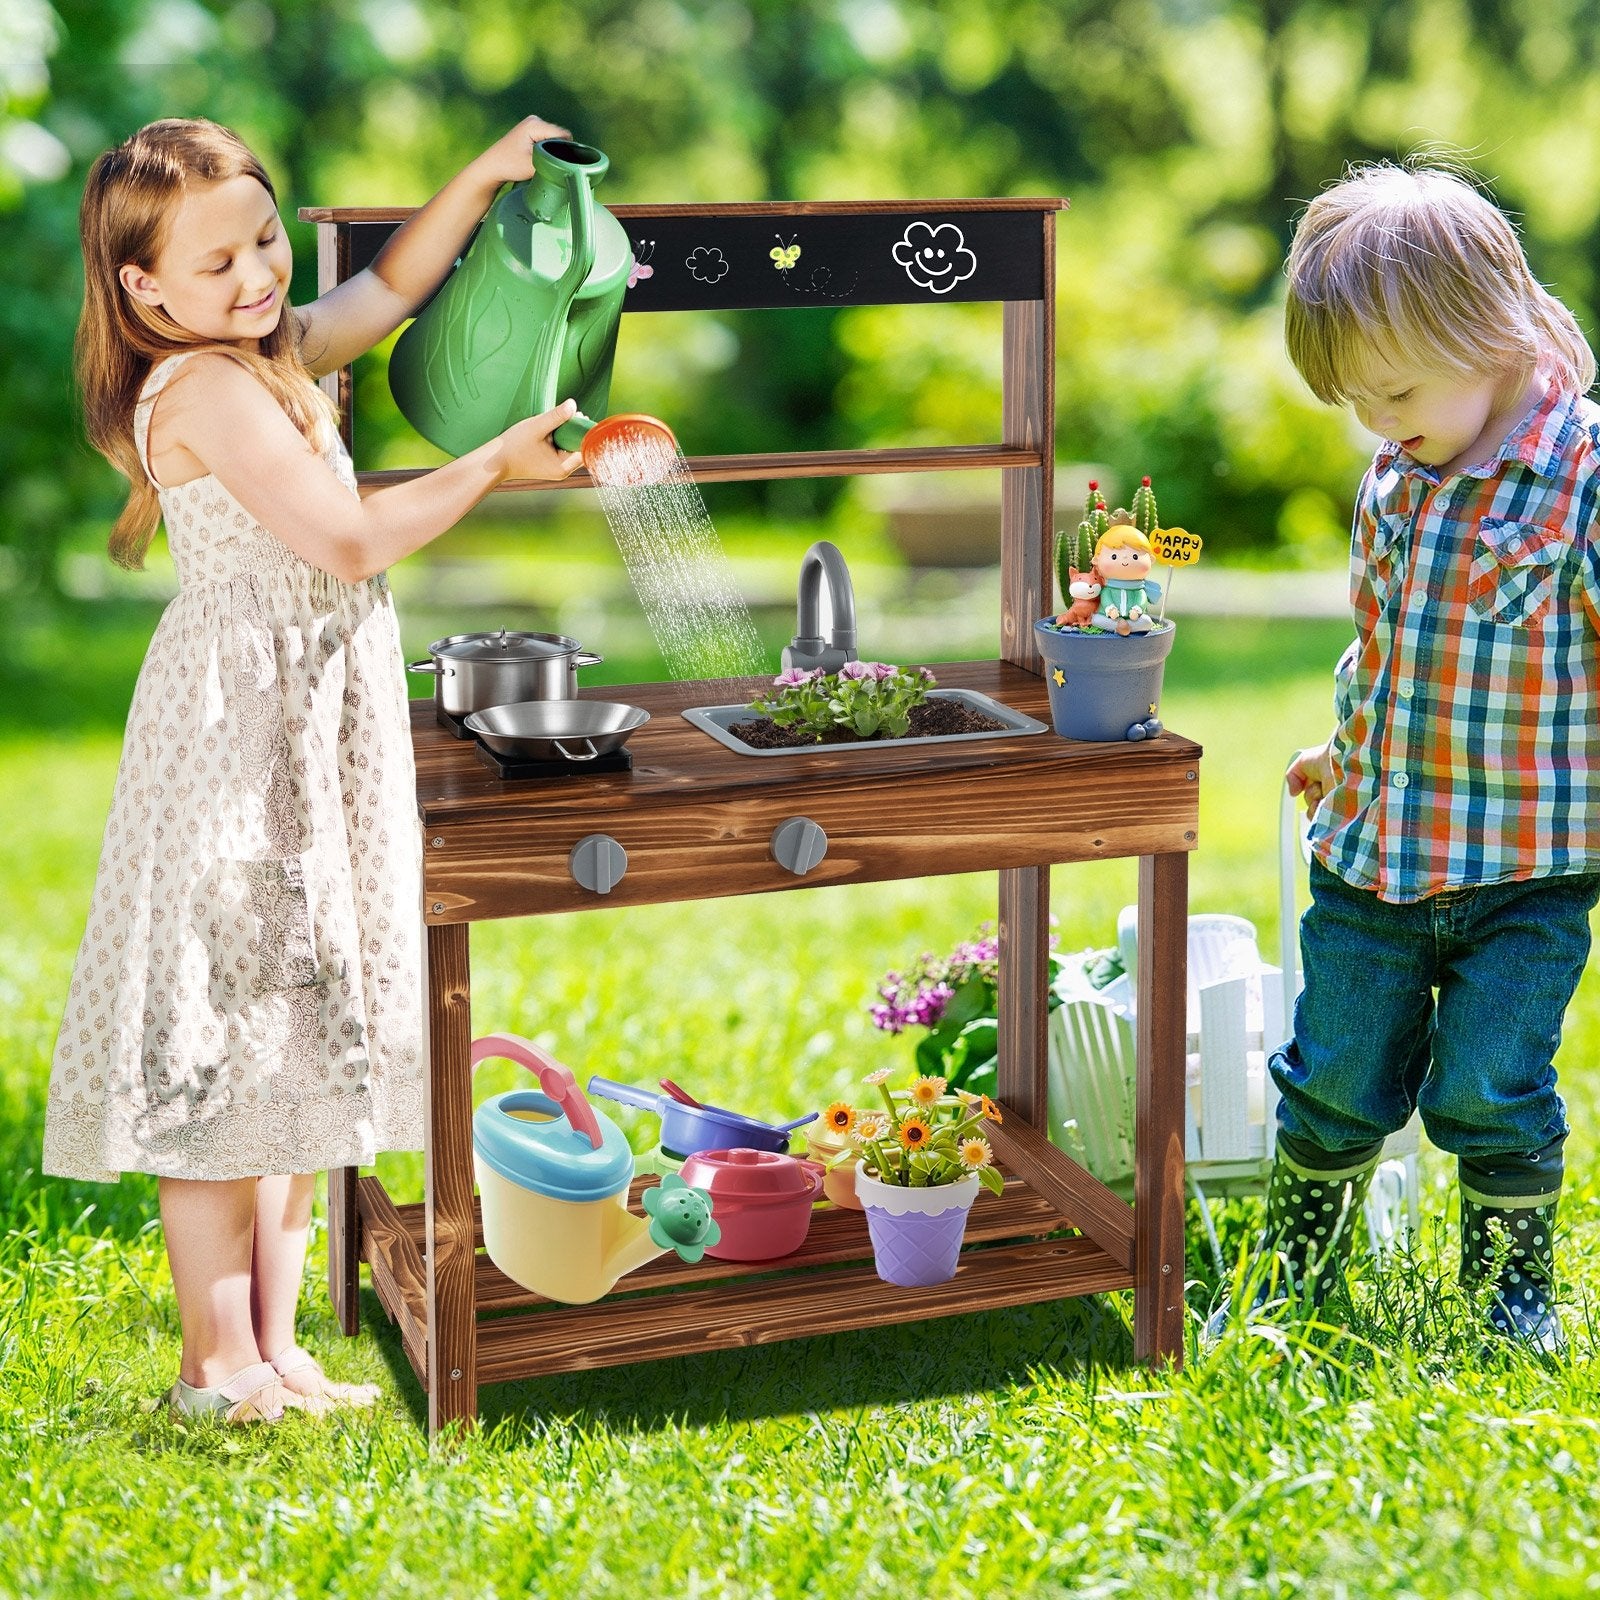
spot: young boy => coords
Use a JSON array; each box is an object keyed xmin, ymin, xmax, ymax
[{"xmin": 1211, "ymin": 164, "xmax": 1600, "ymax": 1353}]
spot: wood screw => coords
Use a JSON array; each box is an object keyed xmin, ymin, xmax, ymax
[
  {"xmin": 1186, "ymin": 770, "xmax": 1196, "ymax": 780},
  {"xmin": 1183, "ymin": 831, "xmax": 1195, "ymax": 841},
  {"xmin": 450, "ymin": 1368, "xmax": 462, "ymax": 1381},
  {"xmin": 431, "ymin": 836, "xmax": 444, "ymax": 848},
  {"xmin": 432, "ymin": 902, "xmax": 445, "ymax": 914},
  {"xmin": 1162, "ymin": 1263, "xmax": 1172, "ymax": 1274}
]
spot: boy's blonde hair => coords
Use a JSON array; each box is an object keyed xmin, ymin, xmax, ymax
[
  {"xmin": 77, "ymin": 118, "xmax": 339, "ymax": 569},
  {"xmin": 1096, "ymin": 525, "xmax": 1151, "ymax": 557},
  {"xmin": 1284, "ymin": 163, "xmax": 1595, "ymax": 405}
]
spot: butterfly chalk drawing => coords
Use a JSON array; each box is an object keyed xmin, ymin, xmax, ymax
[
  {"xmin": 770, "ymin": 234, "xmax": 802, "ymax": 272},
  {"xmin": 627, "ymin": 239, "xmax": 656, "ymax": 289}
]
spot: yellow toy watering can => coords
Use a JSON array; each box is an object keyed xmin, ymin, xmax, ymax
[{"xmin": 471, "ymin": 1033, "xmax": 719, "ymax": 1304}]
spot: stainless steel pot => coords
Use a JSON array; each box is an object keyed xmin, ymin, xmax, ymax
[
  {"xmin": 408, "ymin": 630, "xmax": 602, "ymax": 718},
  {"xmin": 464, "ymin": 700, "xmax": 650, "ymax": 763}
]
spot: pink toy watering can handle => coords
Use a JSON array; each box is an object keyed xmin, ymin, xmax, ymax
[{"xmin": 470, "ymin": 1032, "xmax": 604, "ymax": 1151}]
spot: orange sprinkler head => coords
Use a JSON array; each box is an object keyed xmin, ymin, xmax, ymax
[{"xmin": 579, "ymin": 412, "xmax": 678, "ymax": 473}]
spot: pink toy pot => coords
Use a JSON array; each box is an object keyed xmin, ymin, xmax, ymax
[{"xmin": 677, "ymin": 1149, "xmax": 825, "ymax": 1261}]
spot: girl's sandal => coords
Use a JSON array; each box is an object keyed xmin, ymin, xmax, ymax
[
  {"xmin": 269, "ymin": 1344, "xmax": 380, "ymax": 1409},
  {"xmin": 167, "ymin": 1360, "xmax": 309, "ymax": 1425}
]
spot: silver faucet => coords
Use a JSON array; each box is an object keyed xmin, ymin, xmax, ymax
[{"xmin": 782, "ymin": 540, "xmax": 859, "ymax": 674}]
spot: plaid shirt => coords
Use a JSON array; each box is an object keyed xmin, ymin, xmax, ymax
[{"xmin": 1311, "ymin": 381, "xmax": 1600, "ymax": 902}]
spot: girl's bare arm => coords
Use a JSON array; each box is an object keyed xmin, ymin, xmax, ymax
[
  {"xmin": 159, "ymin": 354, "xmax": 580, "ymax": 582},
  {"xmin": 295, "ymin": 115, "xmax": 570, "ymax": 378}
]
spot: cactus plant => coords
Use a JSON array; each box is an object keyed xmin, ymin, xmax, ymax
[
  {"xmin": 1056, "ymin": 479, "xmax": 1110, "ymax": 610},
  {"xmin": 1131, "ymin": 475, "xmax": 1159, "ymax": 536}
]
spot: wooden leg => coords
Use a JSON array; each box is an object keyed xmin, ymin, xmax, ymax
[
  {"xmin": 424, "ymin": 921, "xmax": 477, "ymax": 1439},
  {"xmin": 326, "ymin": 1164, "xmax": 360, "ymax": 1335},
  {"xmin": 998, "ymin": 864, "xmax": 1050, "ymax": 1127},
  {"xmin": 1134, "ymin": 851, "xmax": 1187, "ymax": 1366}
]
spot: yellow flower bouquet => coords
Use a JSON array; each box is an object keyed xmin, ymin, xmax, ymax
[{"xmin": 822, "ymin": 1070, "xmax": 1005, "ymax": 1195}]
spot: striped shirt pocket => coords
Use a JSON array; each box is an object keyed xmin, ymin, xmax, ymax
[{"xmin": 1467, "ymin": 517, "xmax": 1567, "ymax": 626}]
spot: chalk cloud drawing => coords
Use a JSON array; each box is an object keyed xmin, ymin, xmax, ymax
[{"xmin": 686, "ymin": 245, "xmax": 730, "ymax": 284}]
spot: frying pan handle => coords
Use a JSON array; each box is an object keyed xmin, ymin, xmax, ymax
[
  {"xmin": 586, "ymin": 1075, "xmax": 665, "ymax": 1114},
  {"xmin": 471, "ymin": 1032, "xmax": 604, "ymax": 1150},
  {"xmin": 552, "ymin": 738, "xmax": 600, "ymax": 761}
]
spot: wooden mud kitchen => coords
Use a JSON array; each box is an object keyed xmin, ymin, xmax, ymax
[{"xmin": 301, "ymin": 194, "xmax": 1199, "ymax": 1438}]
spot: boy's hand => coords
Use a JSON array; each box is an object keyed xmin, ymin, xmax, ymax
[
  {"xmin": 476, "ymin": 116, "xmax": 574, "ymax": 186},
  {"xmin": 1286, "ymin": 741, "xmax": 1335, "ymax": 816}
]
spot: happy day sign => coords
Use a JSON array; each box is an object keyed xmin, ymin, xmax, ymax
[{"xmin": 1153, "ymin": 527, "xmax": 1203, "ymax": 566}]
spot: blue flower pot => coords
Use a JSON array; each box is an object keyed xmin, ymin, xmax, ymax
[{"xmin": 1032, "ymin": 617, "xmax": 1176, "ymax": 742}]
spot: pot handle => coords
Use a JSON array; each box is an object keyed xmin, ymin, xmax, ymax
[
  {"xmin": 551, "ymin": 738, "xmax": 600, "ymax": 762},
  {"xmin": 798, "ymin": 1158, "xmax": 827, "ymax": 1202},
  {"xmin": 407, "ymin": 658, "xmax": 451, "ymax": 678},
  {"xmin": 586, "ymin": 1076, "xmax": 666, "ymax": 1115},
  {"xmin": 470, "ymin": 1032, "xmax": 604, "ymax": 1150},
  {"xmin": 575, "ymin": 650, "xmax": 604, "ymax": 668}
]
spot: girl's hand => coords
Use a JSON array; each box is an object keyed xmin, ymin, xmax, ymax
[
  {"xmin": 491, "ymin": 399, "xmax": 585, "ymax": 483},
  {"xmin": 1286, "ymin": 740, "xmax": 1336, "ymax": 816},
  {"xmin": 476, "ymin": 115, "xmax": 574, "ymax": 186}
]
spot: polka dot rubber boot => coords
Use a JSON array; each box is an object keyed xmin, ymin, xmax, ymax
[
  {"xmin": 1459, "ymin": 1191, "xmax": 1564, "ymax": 1357},
  {"xmin": 1202, "ymin": 1155, "xmax": 1374, "ymax": 1345}
]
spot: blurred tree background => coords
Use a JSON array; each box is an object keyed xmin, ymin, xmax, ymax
[{"xmin": 4, "ymin": 0, "xmax": 1600, "ymax": 597}]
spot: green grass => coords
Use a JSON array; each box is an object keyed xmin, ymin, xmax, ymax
[{"xmin": 6, "ymin": 598, "xmax": 1600, "ymax": 1598}]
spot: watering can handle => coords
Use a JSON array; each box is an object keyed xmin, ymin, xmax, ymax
[
  {"xmin": 528, "ymin": 163, "xmax": 599, "ymax": 419},
  {"xmin": 470, "ymin": 1032, "xmax": 604, "ymax": 1150}
]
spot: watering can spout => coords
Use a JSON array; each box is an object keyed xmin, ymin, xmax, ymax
[{"xmin": 577, "ymin": 412, "xmax": 679, "ymax": 477}]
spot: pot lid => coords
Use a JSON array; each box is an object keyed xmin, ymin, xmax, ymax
[
  {"xmin": 474, "ymin": 1088, "xmax": 633, "ymax": 1202},
  {"xmin": 429, "ymin": 629, "xmax": 582, "ymax": 663},
  {"xmin": 678, "ymin": 1148, "xmax": 818, "ymax": 1202}
]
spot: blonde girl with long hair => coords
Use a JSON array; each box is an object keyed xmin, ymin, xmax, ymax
[{"xmin": 45, "ymin": 115, "xmax": 583, "ymax": 1423}]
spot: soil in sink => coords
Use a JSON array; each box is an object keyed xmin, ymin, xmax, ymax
[{"xmin": 727, "ymin": 700, "xmax": 1008, "ymax": 750}]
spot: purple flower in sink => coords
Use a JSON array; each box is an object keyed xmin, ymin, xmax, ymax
[
  {"xmin": 837, "ymin": 660, "xmax": 872, "ymax": 681},
  {"xmin": 773, "ymin": 667, "xmax": 821, "ymax": 687}
]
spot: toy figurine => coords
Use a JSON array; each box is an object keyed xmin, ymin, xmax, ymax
[{"xmin": 1087, "ymin": 524, "xmax": 1161, "ymax": 635}]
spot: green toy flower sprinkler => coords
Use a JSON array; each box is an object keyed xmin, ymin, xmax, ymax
[{"xmin": 389, "ymin": 137, "xmax": 677, "ymax": 472}]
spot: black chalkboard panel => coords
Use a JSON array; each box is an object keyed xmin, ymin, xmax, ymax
[{"xmin": 345, "ymin": 207, "xmax": 1048, "ymax": 310}]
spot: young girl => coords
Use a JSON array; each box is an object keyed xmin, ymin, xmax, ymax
[
  {"xmin": 1208, "ymin": 163, "xmax": 1600, "ymax": 1353},
  {"xmin": 43, "ymin": 115, "xmax": 584, "ymax": 1421}
]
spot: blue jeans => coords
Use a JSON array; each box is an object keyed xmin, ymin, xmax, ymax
[{"xmin": 1271, "ymin": 860, "xmax": 1600, "ymax": 1187}]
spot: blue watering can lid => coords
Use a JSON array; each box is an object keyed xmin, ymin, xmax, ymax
[{"xmin": 474, "ymin": 1088, "xmax": 634, "ymax": 1202}]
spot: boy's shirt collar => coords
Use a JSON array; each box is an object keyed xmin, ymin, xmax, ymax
[{"xmin": 1372, "ymin": 377, "xmax": 1575, "ymax": 483}]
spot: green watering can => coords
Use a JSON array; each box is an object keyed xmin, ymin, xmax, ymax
[{"xmin": 389, "ymin": 138, "xmax": 670, "ymax": 461}]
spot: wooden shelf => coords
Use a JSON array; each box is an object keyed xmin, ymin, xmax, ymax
[
  {"xmin": 354, "ymin": 1165, "xmax": 1129, "ymax": 1387},
  {"xmin": 357, "ymin": 443, "xmax": 1042, "ymax": 495}
]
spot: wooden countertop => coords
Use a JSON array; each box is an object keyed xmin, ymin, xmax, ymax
[
  {"xmin": 411, "ymin": 661, "xmax": 1203, "ymax": 921},
  {"xmin": 411, "ymin": 659, "xmax": 1203, "ymax": 827}
]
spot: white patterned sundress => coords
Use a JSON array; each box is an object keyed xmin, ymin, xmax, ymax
[{"xmin": 43, "ymin": 351, "xmax": 425, "ymax": 1183}]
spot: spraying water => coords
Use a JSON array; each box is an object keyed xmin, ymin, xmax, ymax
[{"xmin": 585, "ymin": 424, "xmax": 768, "ymax": 686}]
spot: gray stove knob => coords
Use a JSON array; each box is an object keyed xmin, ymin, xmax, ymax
[
  {"xmin": 570, "ymin": 833, "xmax": 627, "ymax": 894},
  {"xmin": 771, "ymin": 816, "xmax": 828, "ymax": 875}
]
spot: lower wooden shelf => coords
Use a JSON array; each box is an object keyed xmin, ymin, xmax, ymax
[{"xmin": 355, "ymin": 1172, "xmax": 1133, "ymax": 1389}]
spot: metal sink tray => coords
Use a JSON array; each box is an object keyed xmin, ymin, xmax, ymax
[{"xmin": 682, "ymin": 688, "xmax": 1049, "ymax": 757}]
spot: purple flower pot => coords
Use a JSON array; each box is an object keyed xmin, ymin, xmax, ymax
[{"xmin": 857, "ymin": 1166, "xmax": 980, "ymax": 1287}]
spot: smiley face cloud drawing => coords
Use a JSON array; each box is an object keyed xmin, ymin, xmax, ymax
[{"xmin": 893, "ymin": 221, "xmax": 977, "ymax": 295}]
